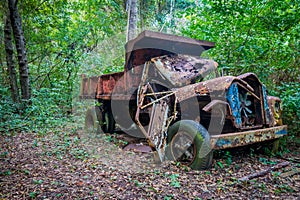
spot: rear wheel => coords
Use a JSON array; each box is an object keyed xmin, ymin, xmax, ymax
[
  {"xmin": 96, "ymin": 101, "xmax": 115, "ymax": 133},
  {"xmin": 84, "ymin": 106, "xmax": 100, "ymax": 133},
  {"xmin": 167, "ymin": 120, "xmax": 213, "ymax": 170}
]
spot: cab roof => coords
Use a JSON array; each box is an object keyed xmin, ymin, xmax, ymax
[{"xmin": 125, "ymin": 30, "xmax": 215, "ymax": 69}]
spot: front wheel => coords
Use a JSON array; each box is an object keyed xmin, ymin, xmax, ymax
[{"xmin": 166, "ymin": 120, "xmax": 213, "ymax": 170}]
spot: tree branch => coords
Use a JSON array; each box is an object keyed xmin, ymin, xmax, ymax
[{"xmin": 238, "ymin": 161, "xmax": 290, "ymax": 182}]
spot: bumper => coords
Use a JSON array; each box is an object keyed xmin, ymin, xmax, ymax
[{"xmin": 211, "ymin": 125, "xmax": 288, "ymax": 150}]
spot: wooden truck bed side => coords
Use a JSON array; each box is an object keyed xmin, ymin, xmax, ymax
[
  {"xmin": 79, "ymin": 72, "xmax": 124, "ymax": 99},
  {"xmin": 79, "ymin": 75, "xmax": 99, "ymax": 99},
  {"xmin": 80, "ymin": 64, "xmax": 145, "ymax": 100}
]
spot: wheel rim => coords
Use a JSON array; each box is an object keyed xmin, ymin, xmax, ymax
[{"xmin": 170, "ymin": 131, "xmax": 196, "ymax": 166}]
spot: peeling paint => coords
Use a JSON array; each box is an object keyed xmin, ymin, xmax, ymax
[
  {"xmin": 211, "ymin": 125, "xmax": 288, "ymax": 149},
  {"xmin": 215, "ymin": 139, "xmax": 232, "ymax": 148},
  {"xmin": 275, "ymin": 129, "xmax": 287, "ymax": 135},
  {"xmin": 226, "ymin": 83, "xmax": 242, "ymax": 128},
  {"xmin": 151, "ymin": 55, "xmax": 216, "ymax": 87},
  {"xmin": 262, "ymin": 85, "xmax": 271, "ymax": 125}
]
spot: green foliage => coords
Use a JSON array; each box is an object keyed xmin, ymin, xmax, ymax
[
  {"xmin": 104, "ymin": 134, "xmax": 128, "ymax": 147},
  {"xmin": 168, "ymin": 173, "xmax": 181, "ymax": 188},
  {"xmin": 29, "ymin": 191, "xmax": 38, "ymax": 198},
  {"xmin": 1, "ymin": 0, "xmax": 131, "ymax": 135},
  {"xmin": 133, "ymin": 179, "xmax": 145, "ymax": 187},
  {"xmin": 2, "ymin": 170, "xmax": 11, "ymax": 176},
  {"xmin": 70, "ymin": 148, "xmax": 89, "ymax": 160},
  {"xmin": 273, "ymin": 82, "xmax": 300, "ymax": 134},
  {"xmin": 224, "ymin": 151, "xmax": 232, "ymax": 166},
  {"xmin": 164, "ymin": 194, "xmax": 174, "ymax": 200},
  {"xmin": 140, "ymin": 0, "xmax": 196, "ymax": 33},
  {"xmin": 217, "ymin": 161, "xmax": 224, "ymax": 169},
  {"xmin": 0, "ymin": 0, "xmax": 195, "ymax": 134},
  {"xmin": 33, "ymin": 179, "xmax": 43, "ymax": 184},
  {"xmin": 0, "ymin": 87, "xmax": 70, "ymax": 134},
  {"xmin": 274, "ymin": 184, "xmax": 295, "ymax": 193}
]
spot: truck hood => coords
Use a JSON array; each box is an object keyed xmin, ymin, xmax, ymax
[
  {"xmin": 151, "ymin": 54, "xmax": 218, "ymax": 87},
  {"xmin": 173, "ymin": 75, "xmax": 257, "ymax": 102}
]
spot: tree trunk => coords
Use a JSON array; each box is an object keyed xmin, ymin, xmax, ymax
[
  {"xmin": 8, "ymin": 0, "xmax": 31, "ymax": 100},
  {"xmin": 126, "ymin": 0, "xmax": 138, "ymax": 41},
  {"xmin": 4, "ymin": 14, "xmax": 20, "ymax": 103}
]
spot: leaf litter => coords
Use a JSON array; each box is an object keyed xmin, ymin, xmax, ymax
[{"xmin": 0, "ymin": 129, "xmax": 299, "ymax": 199}]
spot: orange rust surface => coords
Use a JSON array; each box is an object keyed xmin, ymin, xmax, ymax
[{"xmin": 210, "ymin": 125, "xmax": 287, "ymax": 149}]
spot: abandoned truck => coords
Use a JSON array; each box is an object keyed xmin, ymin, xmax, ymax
[{"xmin": 80, "ymin": 30, "xmax": 287, "ymax": 170}]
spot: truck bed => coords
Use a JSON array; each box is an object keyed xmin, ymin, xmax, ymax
[
  {"xmin": 79, "ymin": 72, "xmax": 124, "ymax": 99},
  {"xmin": 80, "ymin": 65, "xmax": 144, "ymax": 100}
]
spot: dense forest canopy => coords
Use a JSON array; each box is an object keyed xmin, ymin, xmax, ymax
[{"xmin": 0, "ymin": 0, "xmax": 299, "ymax": 134}]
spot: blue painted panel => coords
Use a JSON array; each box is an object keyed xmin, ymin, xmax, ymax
[
  {"xmin": 275, "ymin": 129, "xmax": 288, "ymax": 135},
  {"xmin": 216, "ymin": 139, "xmax": 232, "ymax": 147},
  {"xmin": 262, "ymin": 85, "xmax": 271, "ymax": 124},
  {"xmin": 226, "ymin": 83, "xmax": 242, "ymax": 128}
]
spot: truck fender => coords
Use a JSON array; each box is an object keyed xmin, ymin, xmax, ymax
[{"xmin": 202, "ymin": 99, "xmax": 231, "ymax": 115}]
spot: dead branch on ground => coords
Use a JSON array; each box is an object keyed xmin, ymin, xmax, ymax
[{"xmin": 238, "ymin": 161, "xmax": 290, "ymax": 182}]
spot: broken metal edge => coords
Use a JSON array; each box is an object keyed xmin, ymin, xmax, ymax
[
  {"xmin": 210, "ymin": 125, "xmax": 287, "ymax": 150},
  {"xmin": 125, "ymin": 30, "xmax": 215, "ymax": 53}
]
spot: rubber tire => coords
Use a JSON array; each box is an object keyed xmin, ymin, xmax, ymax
[
  {"xmin": 104, "ymin": 109, "xmax": 115, "ymax": 133},
  {"xmin": 84, "ymin": 106, "xmax": 100, "ymax": 133},
  {"xmin": 96, "ymin": 103, "xmax": 115, "ymax": 134},
  {"xmin": 166, "ymin": 120, "xmax": 213, "ymax": 170}
]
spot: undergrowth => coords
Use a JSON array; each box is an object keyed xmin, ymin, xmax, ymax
[{"xmin": 0, "ymin": 87, "xmax": 79, "ymax": 135}]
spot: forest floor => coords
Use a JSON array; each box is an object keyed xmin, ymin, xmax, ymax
[{"xmin": 0, "ymin": 128, "xmax": 299, "ymax": 199}]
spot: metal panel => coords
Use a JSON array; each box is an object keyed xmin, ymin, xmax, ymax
[
  {"xmin": 226, "ymin": 83, "xmax": 242, "ymax": 128},
  {"xmin": 151, "ymin": 55, "xmax": 217, "ymax": 87},
  {"xmin": 147, "ymin": 100, "xmax": 169, "ymax": 161},
  {"xmin": 125, "ymin": 30, "xmax": 215, "ymax": 70},
  {"xmin": 211, "ymin": 125, "xmax": 287, "ymax": 149},
  {"xmin": 262, "ymin": 85, "xmax": 271, "ymax": 125}
]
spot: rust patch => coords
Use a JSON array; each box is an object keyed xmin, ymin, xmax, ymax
[
  {"xmin": 152, "ymin": 55, "xmax": 216, "ymax": 87},
  {"xmin": 79, "ymin": 75, "xmax": 99, "ymax": 99},
  {"xmin": 147, "ymin": 100, "xmax": 169, "ymax": 161},
  {"xmin": 125, "ymin": 30, "xmax": 215, "ymax": 69},
  {"xmin": 211, "ymin": 125, "xmax": 287, "ymax": 149},
  {"xmin": 268, "ymin": 96, "xmax": 283, "ymax": 126}
]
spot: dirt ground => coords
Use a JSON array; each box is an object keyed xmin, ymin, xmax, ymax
[{"xmin": 0, "ymin": 130, "xmax": 299, "ymax": 199}]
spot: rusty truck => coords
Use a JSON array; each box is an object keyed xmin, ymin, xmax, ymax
[{"xmin": 80, "ymin": 30, "xmax": 287, "ymax": 170}]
